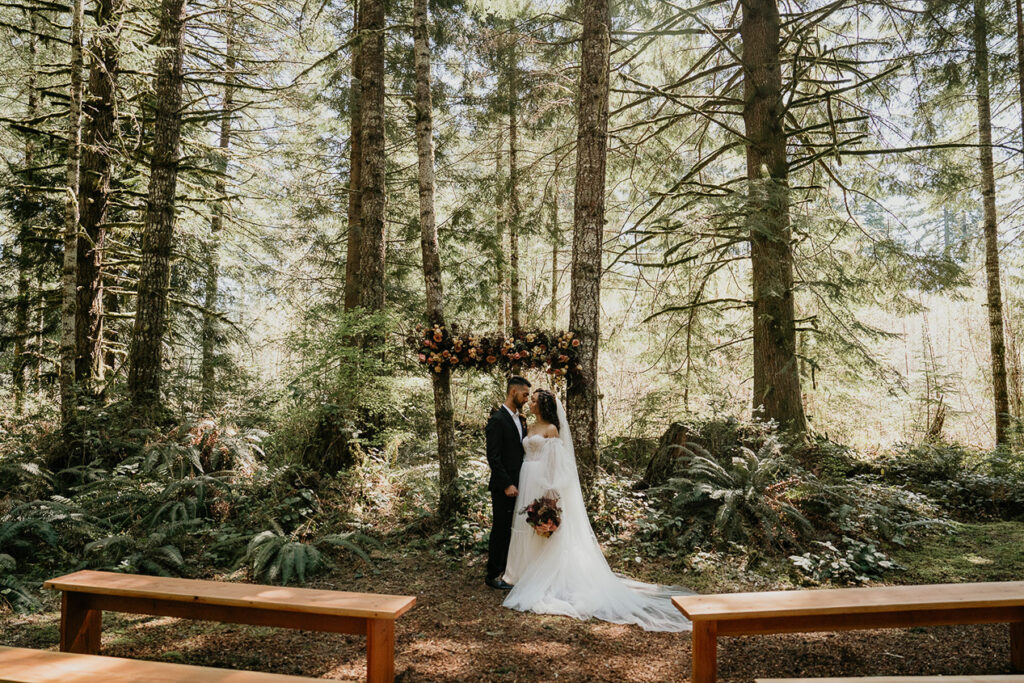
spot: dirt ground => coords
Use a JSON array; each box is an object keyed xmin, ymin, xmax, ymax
[{"xmin": 0, "ymin": 547, "xmax": 1015, "ymax": 682}]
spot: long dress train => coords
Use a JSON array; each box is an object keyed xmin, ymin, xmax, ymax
[{"xmin": 502, "ymin": 400, "xmax": 692, "ymax": 633}]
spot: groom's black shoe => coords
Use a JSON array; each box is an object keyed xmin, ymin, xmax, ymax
[{"xmin": 485, "ymin": 577, "xmax": 514, "ymax": 590}]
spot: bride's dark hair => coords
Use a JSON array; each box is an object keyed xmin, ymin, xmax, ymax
[{"xmin": 533, "ymin": 389, "xmax": 560, "ymax": 431}]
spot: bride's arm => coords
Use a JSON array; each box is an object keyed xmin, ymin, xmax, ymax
[{"xmin": 539, "ymin": 426, "xmax": 564, "ymax": 493}]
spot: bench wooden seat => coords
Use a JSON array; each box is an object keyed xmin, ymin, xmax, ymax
[
  {"xmin": 756, "ymin": 678, "xmax": 1024, "ymax": 683},
  {"xmin": 44, "ymin": 570, "xmax": 416, "ymax": 683},
  {"xmin": 673, "ymin": 581, "xmax": 1024, "ymax": 683},
  {"xmin": 0, "ymin": 645, "xmax": 323, "ymax": 682}
]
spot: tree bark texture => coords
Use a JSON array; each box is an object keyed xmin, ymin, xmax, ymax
[
  {"xmin": 61, "ymin": 0, "xmax": 85, "ymax": 429},
  {"xmin": 13, "ymin": 18, "xmax": 38, "ymax": 415},
  {"xmin": 344, "ymin": 0, "xmax": 364, "ymax": 311},
  {"xmin": 1016, "ymin": 0, "xmax": 1024, "ymax": 153},
  {"xmin": 508, "ymin": 55, "xmax": 521, "ymax": 336},
  {"xmin": 495, "ymin": 133, "xmax": 507, "ymax": 335},
  {"xmin": 549, "ymin": 177, "xmax": 559, "ymax": 329},
  {"xmin": 127, "ymin": 0, "xmax": 188, "ymax": 415},
  {"xmin": 413, "ymin": 0, "xmax": 458, "ymax": 522},
  {"xmin": 356, "ymin": 0, "xmax": 386, "ymax": 311},
  {"xmin": 742, "ymin": 0, "xmax": 808, "ymax": 434},
  {"xmin": 973, "ymin": 0, "xmax": 1012, "ymax": 446},
  {"xmin": 568, "ymin": 0, "xmax": 611, "ymax": 494},
  {"xmin": 1007, "ymin": 318, "xmax": 1024, "ymax": 430},
  {"xmin": 201, "ymin": 0, "xmax": 235, "ymax": 412},
  {"xmin": 75, "ymin": 0, "xmax": 123, "ymax": 387}
]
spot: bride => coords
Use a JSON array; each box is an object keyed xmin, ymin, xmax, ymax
[{"xmin": 502, "ymin": 388, "xmax": 692, "ymax": 632}]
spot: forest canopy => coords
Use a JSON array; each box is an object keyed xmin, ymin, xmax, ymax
[{"xmin": 0, "ymin": 0, "xmax": 1022, "ymax": 619}]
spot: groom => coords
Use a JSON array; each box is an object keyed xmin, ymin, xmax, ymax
[{"xmin": 484, "ymin": 375, "xmax": 531, "ymax": 590}]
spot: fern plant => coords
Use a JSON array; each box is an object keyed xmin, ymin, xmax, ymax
[
  {"xmin": 240, "ymin": 523, "xmax": 373, "ymax": 585},
  {"xmin": 0, "ymin": 553, "xmax": 40, "ymax": 612},
  {"xmin": 0, "ymin": 458, "xmax": 52, "ymax": 500},
  {"xmin": 652, "ymin": 438, "xmax": 811, "ymax": 551},
  {"xmin": 142, "ymin": 474, "xmax": 235, "ymax": 528},
  {"xmin": 83, "ymin": 519, "xmax": 199, "ymax": 576}
]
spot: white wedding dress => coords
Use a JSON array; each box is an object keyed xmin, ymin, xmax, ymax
[{"xmin": 502, "ymin": 398, "xmax": 692, "ymax": 632}]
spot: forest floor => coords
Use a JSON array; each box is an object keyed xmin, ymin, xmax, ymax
[{"xmin": 1, "ymin": 521, "xmax": 1022, "ymax": 682}]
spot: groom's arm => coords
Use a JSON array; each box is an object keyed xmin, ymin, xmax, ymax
[{"xmin": 485, "ymin": 414, "xmax": 514, "ymax": 492}]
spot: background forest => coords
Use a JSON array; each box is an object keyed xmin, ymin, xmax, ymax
[{"xmin": 0, "ymin": 0, "xmax": 1023, "ymax": 676}]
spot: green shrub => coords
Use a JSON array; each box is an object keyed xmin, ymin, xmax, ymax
[
  {"xmin": 0, "ymin": 554, "xmax": 40, "ymax": 612},
  {"xmin": 83, "ymin": 524, "xmax": 194, "ymax": 576},
  {"xmin": 795, "ymin": 475, "xmax": 951, "ymax": 545},
  {"xmin": 790, "ymin": 536, "xmax": 903, "ymax": 585},
  {"xmin": 650, "ymin": 437, "xmax": 811, "ymax": 551},
  {"xmin": 240, "ymin": 525, "xmax": 373, "ymax": 585},
  {"xmin": 872, "ymin": 443, "xmax": 1024, "ymax": 519}
]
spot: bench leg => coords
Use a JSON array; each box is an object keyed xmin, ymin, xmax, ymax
[
  {"xmin": 60, "ymin": 593, "xmax": 101, "ymax": 654},
  {"xmin": 1012, "ymin": 622, "xmax": 1024, "ymax": 673},
  {"xmin": 691, "ymin": 620, "xmax": 717, "ymax": 683},
  {"xmin": 367, "ymin": 618, "xmax": 395, "ymax": 683}
]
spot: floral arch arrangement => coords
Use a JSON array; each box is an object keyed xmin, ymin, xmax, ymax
[{"xmin": 412, "ymin": 324, "xmax": 582, "ymax": 378}]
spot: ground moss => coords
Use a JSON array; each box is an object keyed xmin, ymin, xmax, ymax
[{"xmin": 892, "ymin": 521, "xmax": 1024, "ymax": 584}]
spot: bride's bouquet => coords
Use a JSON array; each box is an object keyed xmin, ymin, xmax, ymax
[{"xmin": 520, "ymin": 493, "xmax": 561, "ymax": 537}]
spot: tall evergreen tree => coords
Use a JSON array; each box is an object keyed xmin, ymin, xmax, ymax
[
  {"xmin": 344, "ymin": 0, "xmax": 364, "ymax": 311},
  {"xmin": 742, "ymin": 0, "xmax": 808, "ymax": 433},
  {"xmin": 61, "ymin": 0, "xmax": 85, "ymax": 430},
  {"xmin": 971, "ymin": 0, "xmax": 1011, "ymax": 445},
  {"xmin": 12, "ymin": 14, "xmax": 39, "ymax": 415},
  {"xmin": 568, "ymin": 0, "xmax": 611, "ymax": 492},
  {"xmin": 200, "ymin": 0, "xmax": 237, "ymax": 412},
  {"xmin": 356, "ymin": 0, "xmax": 386, "ymax": 311},
  {"xmin": 413, "ymin": 0, "xmax": 458, "ymax": 522},
  {"xmin": 127, "ymin": 0, "xmax": 189, "ymax": 416},
  {"xmin": 76, "ymin": 0, "xmax": 124, "ymax": 387}
]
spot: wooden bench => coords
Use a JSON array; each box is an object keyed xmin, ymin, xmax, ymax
[
  {"xmin": 43, "ymin": 570, "xmax": 416, "ymax": 683},
  {"xmin": 673, "ymin": 581, "xmax": 1024, "ymax": 683},
  {"xmin": 0, "ymin": 645, "xmax": 325, "ymax": 682},
  {"xmin": 757, "ymin": 678, "xmax": 1024, "ymax": 683}
]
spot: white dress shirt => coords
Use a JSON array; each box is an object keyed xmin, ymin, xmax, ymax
[{"xmin": 504, "ymin": 404, "xmax": 523, "ymax": 440}]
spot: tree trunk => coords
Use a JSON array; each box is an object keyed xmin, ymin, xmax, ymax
[
  {"xmin": 344, "ymin": 0, "xmax": 363, "ymax": 311},
  {"xmin": 495, "ymin": 132, "xmax": 507, "ymax": 335},
  {"xmin": 549, "ymin": 176, "xmax": 559, "ymax": 329},
  {"xmin": 413, "ymin": 0, "xmax": 458, "ymax": 523},
  {"xmin": 75, "ymin": 0, "xmax": 123, "ymax": 388},
  {"xmin": 1016, "ymin": 0, "xmax": 1024, "ymax": 153},
  {"xmin": 61, "ymin": 0, "xmax": 85, "ymax": 430},
  {"xmin": 13, "ymin": 18, "xmax": 38, "ymax": 415},
  {"xmin": 742, "ymin": 0, "xmax": 808, "ymax": 434},
  {"xmin": 201, "ymin": 0, "xmax": 236, "ymax": 413},
  {"xmin": 127, "ymin": 0, "xmax": 188, "ymax": 416},
  {"xmin": 568, "ymin": 0, "xmax": 611, "ymax": 494},
  {"xmin": 14, "ymin": 230, "xmax": 30, "ymax": 415},
  {"xmin": 356, "ymin": 0, "xmax": 386, "ymax": 311},
  {"xmin": 638, "ymin": 422, "xmax": 693, "ymax": 490},
  {"xmin": 1007, "ymin": 316, "xmax": 1024, "ymax": 429},
  {"xmin": 508, "ymin": 56, "xmax": 521, "ymax": 336},
  {"xmin": 973, "ymin": 0, "xmax": 1011, "ymax": 446}
]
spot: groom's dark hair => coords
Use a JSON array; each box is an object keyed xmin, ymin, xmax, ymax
[{"xmin": 507, "ymin": 375, "xmax": 531, "ymax": 392}]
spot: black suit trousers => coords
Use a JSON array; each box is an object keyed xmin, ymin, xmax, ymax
[{"xmin": 487, "ymin": 488, "xmax": 516, "ymax": 581}]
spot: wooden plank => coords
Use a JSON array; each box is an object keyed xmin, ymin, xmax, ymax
[
  {"xmin": 691, "ymin": 620, "xmax": 717, "ymax": 683},
  {"xmin": 44, "ymin": 571, "xmax": 415, "ymax": 620},
  {"xmin": 80, "ymin": 593, "xmax": 368, "ymax": 635},
  {"xmin": 756, "ymin": 678, "xmax": 1024, "ymax": 683},
  {"xmin": 673, "ymin": 582, "xmax": 1024, "ymax": 621},
  {"xmin": 1012, "ymin": 621, "xmax": 1024, "ymax": 673},
  {"xmin": 714, "ymin": 606, "xmax": 1024, "ymax": 636},
  {"xmin": 59, "ymin": 592, "xmax": 101, "ymax": 655},
  {"xmin": 366, "ymin": 618, "xmax": 395, "ymax": 683},
  {"xmin": 0, "ymin": 646, "xmax": 325, "ymax": 682}
]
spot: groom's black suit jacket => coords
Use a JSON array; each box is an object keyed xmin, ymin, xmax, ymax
[{"xmin": 485, "ymin": 405, "xmax": 526, "ymax": 493}]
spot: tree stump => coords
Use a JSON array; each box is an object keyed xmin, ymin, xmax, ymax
[{"xmin": 636, "ymin": 422, "xmax": 694, "ymax": 490}]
